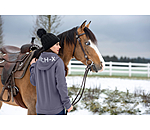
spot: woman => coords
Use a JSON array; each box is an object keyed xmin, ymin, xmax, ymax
[{"xmin": 30, "ymin": 28, "xmax": 73, "ymax": 115}]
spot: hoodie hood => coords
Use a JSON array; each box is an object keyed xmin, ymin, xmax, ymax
[{"xmin": 37, "ymin": 52, "xmax": 60, "ymax": 70}]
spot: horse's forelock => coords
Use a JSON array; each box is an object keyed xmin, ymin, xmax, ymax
[{"xmin": 84, "ymin": 27, "xmax": 97, "ymax": 45}]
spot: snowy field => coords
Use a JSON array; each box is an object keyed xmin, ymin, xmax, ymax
[{"xmin": 0, "ymin": 76, "xmax": 150, "ymax": 115}]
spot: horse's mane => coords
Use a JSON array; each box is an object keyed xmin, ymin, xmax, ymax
[{"xmin": 57, "ymin": 26, "xmax": 97, "ymax": 55}]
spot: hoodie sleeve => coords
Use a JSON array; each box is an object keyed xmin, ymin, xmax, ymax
[
  {"xmin": 55, "ymin": 59, "xmax": 71, "ymax": 110},
  {"xmin": 30, "ymin": 63, "xmax": 36, "ymax": 86}
]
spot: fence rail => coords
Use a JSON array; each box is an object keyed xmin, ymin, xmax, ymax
[{"xmin": 67, "ymin": 60, "xmax": 150, "ymax": 77}]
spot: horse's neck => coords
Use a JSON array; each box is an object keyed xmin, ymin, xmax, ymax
[
  {"xmin": 60, "ymin": 54, "xmax": 72, "ymax": 66},
  {"xmin": 59, "ymin": 44, "xmax": 74, "ymax": 66},
  {"xmin": 57, "ymin": 53, "xmax": 71, "ymax": 76}
]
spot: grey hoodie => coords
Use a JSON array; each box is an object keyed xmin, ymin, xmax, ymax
[{"xmin": 30, "ymin": 52, "xmax": 71, "ymax": 114}]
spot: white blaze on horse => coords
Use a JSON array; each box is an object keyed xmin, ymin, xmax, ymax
[{"xmin": 0, "ymin": 20, "xmax": 105, "ymax": 115}]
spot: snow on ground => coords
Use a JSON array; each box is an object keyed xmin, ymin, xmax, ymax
[
  {"xmin": 0, "ymin": 77, "xmax": 150, "ymax": 115},
  {"xmin": 0, "ymin": 103, "xmax": 28, "ymax": 115},
  {"xmin": 66, "ymin": 76, "xmax": 150, "ymax": 93}
]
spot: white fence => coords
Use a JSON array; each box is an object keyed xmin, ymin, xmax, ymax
[{"xmin": 67, "ymin": 60, "xmax": 150, "ymax": 77}]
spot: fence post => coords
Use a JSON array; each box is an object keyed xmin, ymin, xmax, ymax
[
  {"xmin": 148, "ymin": 63, "xmax": 150, "ymax": 77},
  {"xmin": 68, "ymin": 61, "xmax": 71, "ymax": 75},
  {"xmin": 110, "ymin": 61, "xmax": 112, "ymax": 76},
  {"xmin": 129, "ymin": 62, "xmax": 131, "ymax": 77}
]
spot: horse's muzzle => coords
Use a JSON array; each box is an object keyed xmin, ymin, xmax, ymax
[{"xmin": 90, "ymin": 62, "xmax": 103, "ymax": 73}]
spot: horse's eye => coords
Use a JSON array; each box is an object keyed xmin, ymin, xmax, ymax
[{"xmin": 85, "ymin": 41, "xmax": 90, "ymax": 46}]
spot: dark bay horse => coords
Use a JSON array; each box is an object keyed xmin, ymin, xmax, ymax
[{"xmin": 0, "ymin": 20, "xmax": 104, "ymax": 115}]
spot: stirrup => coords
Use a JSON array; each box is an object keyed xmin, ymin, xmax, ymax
[{"xmin": 0, "ymin": 87, "xmax": 11, "ymax": 102}]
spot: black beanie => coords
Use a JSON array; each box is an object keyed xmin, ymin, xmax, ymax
[{"xmin": 37, "ymin": 28, "xmax": 60, "ymax": 51}]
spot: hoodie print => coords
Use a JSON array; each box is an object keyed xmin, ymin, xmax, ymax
[{"xmin": 39, "ymin": 56, "xmax": 56, "ymax": 63}]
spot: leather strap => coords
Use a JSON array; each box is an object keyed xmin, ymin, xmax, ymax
[
  {"xmin": 72, "ymin": 26, "xmax": 87, "ymax": 60},
  {"xmin": 66, "ymin": 64, "xmax": 92, "ymax": 115}
]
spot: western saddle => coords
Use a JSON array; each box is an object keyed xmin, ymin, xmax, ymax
[{"xmin": 0, "ymin": 37, "xmax": 40, "ymax": 109}]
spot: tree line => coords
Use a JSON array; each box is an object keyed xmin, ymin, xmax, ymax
[{"xmin": 103, "ymin": 55, "xmax": 150, "ymax": 63}]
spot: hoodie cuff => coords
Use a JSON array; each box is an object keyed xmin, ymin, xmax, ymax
[{"xmin": 65, "ymin": 101, "xmax": 72, "ymax": 110}]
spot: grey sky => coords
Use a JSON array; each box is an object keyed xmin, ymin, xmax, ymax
[{"xmin": 1, "ymin": 15, "xmax": 150, "ymax": 58}]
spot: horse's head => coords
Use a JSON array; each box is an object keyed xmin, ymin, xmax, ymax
[
  {"xmin": 73, "ymin": 20, "xmax": 104, "ymax": 72},
  {"xmin": 57, "ymin": 20, "xmax": 104, "ymax": 73}
]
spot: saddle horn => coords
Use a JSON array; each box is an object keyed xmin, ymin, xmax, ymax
[{"xmin": 31, "ymin": 37, "xmax": 35, "ymax": 45}]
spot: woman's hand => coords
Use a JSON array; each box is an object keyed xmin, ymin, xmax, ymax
[
  {"xmin": 30, "ymin": 58, "xmax": 37, "ymax": 65},
  {"xmin": 67, "ymin": 105, "xmax": 73, "ymax": 113}
]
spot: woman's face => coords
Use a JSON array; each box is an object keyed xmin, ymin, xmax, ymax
[{"xmin": 50, "ymin": 42, "xmax": 61, "ymax": 54}]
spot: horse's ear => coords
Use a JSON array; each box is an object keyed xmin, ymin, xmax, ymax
[
  {"xmin": 79, "ymin": 20, "xmax": 87, "ymax": 30},
  {"xmin": 86, "ymin": 21, "xmax": 91, "ymax": 28}
]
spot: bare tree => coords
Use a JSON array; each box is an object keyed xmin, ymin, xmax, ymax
[
  {"xmin": 31, "ymin": 15, "xmax": 63, "ymax": 44},
  {"xmin": 0, "ymin": 15, "xmax": 4, "ymax": 47}
]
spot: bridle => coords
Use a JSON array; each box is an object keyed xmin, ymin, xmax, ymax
[
  {"xmin": 73, "ymin": 27, "xmax": 91, "ymax": 64},
  {"xmin": 72, "ymin": 26, "xmax": 98, "ymax": 71}
]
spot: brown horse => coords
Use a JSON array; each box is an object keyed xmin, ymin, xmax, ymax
[{"xmin": 0, "ymin": 20, "xmax": 104, "ymax": 115}]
